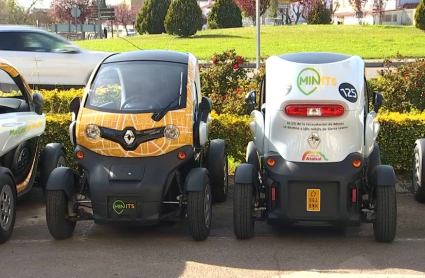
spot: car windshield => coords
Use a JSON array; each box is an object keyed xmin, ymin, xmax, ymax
[{"xmin": 85, "ymin": 61, "xmax": 188, "ymax": 113}]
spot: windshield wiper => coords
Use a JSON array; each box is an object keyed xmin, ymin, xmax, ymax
[{"xmin": 151, "ymin": 94, "xmax": 182, "ymax": 122}]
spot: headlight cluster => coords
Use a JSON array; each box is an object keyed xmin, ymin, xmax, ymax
[
  {"xmin": 85, "ymin": 124, "xmax": 101, "ymax": 140},
  {"xmin": 164, "ymin": 125, "xmax": 179, "ymax": 140}
]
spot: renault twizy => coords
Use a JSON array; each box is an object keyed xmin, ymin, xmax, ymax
[
  {"xmin": 45, "ymin": 50, "xmax": 228, "ymax": 241},
  {"xmin": 0, "ymin": 58, "xmax": 66, "ymax": 244},
  {"xmin": 233, "ymin": 52, "xmax": 397, "ymax": 243}
]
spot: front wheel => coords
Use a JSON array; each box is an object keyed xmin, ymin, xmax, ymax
[
  {"xmin": 0, "ymin": 174, "xmax": 17, "ymax": 244},
  {"xmin": 187, "ymin": 177, "xmax": 212, "ymax": 241},
  {"xmin": 373, "ymin": 185, "xmax": 397, "ymax": 243},
  {"xmin": 46, "ymin": 190, "xmax": 76, "ymax": 240},
  {"xmin": 40, "ymin": 147, "xmax": 66, "ymax": 198},
  {"xmin": 233, "ymin": 182, "xmax": 254, "ymax": 239},
  {"xmin": 207, "ymin": 139, "xmax": 228, "ymax": 203},
  {"xmin": 412, "ymin": 144, "xmax": 425, "ymax": 202}
]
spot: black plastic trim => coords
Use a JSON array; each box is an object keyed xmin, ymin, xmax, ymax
[{"xmin": 99, "ymin": 126, "xmax": 165, "ymax": 151}]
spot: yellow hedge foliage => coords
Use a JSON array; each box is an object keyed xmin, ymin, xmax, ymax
[
  {"xmin": 39, "ymin": 88, "xmax": 84, "ymax": 114},
  {"xmin": 39, "ymin": 90, "xmax": 425, "ymax": 173},
  {"xmin": 377, "ymin": 111, "xmax": 425, "ymax": 172}
]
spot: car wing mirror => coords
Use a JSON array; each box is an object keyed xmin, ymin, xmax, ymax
[
  {"xmin": 373, "ymin": 91, "xmax": 384, "ymax": 113},
  {"xmin": 33, "ymin": 91, "xmax": 43, "ymax": 115},
  {"xmin": 245, "ymin": 90, "xmax": 257, "ymax": 112},
  {"xmin": 69, "ymin": 97, "xmax": 81, "ymax": 119},
  {"xmin": 200, "ymin": 96, "xmax": 212, "ymax": 122}
]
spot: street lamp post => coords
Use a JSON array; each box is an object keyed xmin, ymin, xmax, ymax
[{"xmin": 256, "ymin": 0, "xmax": 260, "ymax": 69}]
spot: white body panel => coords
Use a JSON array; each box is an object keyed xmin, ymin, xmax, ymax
[
  {"xmin": 259, "ymin": 53, "xmax": 375, "ymax": 163},
  {"xmin": 0, "ymin": 112, "xmax": 45, "ymax": 157},
  {"xmin": 0, "ymin": 49, "xmax": 110, "ymax": 87}
]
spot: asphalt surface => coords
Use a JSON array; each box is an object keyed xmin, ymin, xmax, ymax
[{"xmin": 1, "ymin": 177, "xmax": 425, "ymax": 278}]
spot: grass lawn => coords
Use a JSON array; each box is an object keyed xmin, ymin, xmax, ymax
[{"xmin": 75, "ymin": 25, "xmax": 425, "ymax": 61}]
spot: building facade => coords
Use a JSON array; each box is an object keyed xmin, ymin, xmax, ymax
[{"xmin": 333, "ymin": 0, "xmax": 419, "ymax": 25}]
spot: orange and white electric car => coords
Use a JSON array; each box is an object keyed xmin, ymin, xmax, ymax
[{"xmin": 44, "ymin": 50, "xmax": 228, "ymax": 241}]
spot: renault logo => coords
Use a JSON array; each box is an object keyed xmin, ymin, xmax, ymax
[
  {"xmin": 308, "ymin": 132, "xmax": 320, "ymax": 149},
  {"xmin": 124, "ymin": 130, "xmax": 135, "ymax": 145}
]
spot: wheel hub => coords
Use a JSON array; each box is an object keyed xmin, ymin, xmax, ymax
[
  {"xmin": 0, "ymin": 184, "xmax": 13, "ymax": 231},
  {"xmin": 413, "ymin": 151, "xmax": 421, "ymax": 192}
]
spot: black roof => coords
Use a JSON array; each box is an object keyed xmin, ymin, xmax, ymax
[{"xmin": 103, "ymin": 50, "xmax": 189, "ymax": 64}]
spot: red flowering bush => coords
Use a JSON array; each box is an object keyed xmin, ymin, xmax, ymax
[
  {"xmin": 372, "ymin": 53, "xmax": 425, "ymax": 113},
  {"xmin": 200, "ymin": 49, "xmax": 264, "ymax": 115}
]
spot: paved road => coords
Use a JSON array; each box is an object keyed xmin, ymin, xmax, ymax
[{"xmin": 1, "ymin": 179, "xmax": 425, "ymax": 278}]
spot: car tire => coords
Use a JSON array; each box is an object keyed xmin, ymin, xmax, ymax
[
  {"xmin": 40, "ymin": 148, "xmax": 66, "ymax": 198},
  {"xmin": 46, "ymin": 190, "xmax": 76, "ymax": 240},
  {"xmin": 0, "ymin": 174, "xmax": 17, "ymax": 244},
  {"xmin": 187, "ymin": 177, "xmax": 212, "ymax": 241},
  {"xmin": 412, "ymin": 144, "xmax": 425, "ymax": 202},
  {"xmin": 207, "ymin": 139, "xmax": 228, "ymax": 203},
  {"xmin": 373, "ymin": 185, "xmax": 397, "ymax": 243},
  {"xmin": 233, "ymin": 182, "xmax": 254, "ymax": 240}
]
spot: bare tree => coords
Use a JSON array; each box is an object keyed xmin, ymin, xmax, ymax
[
  {"xmin": 112, "ymin": 3, "xmax": 138, "ymax": 35},
  {"xmin": 347, "ymin": 0, "xmax": 368, "ymax": 22},
  {"xmin": 371, "ymin": 0, "xmax": 387, "ymax": 24}
]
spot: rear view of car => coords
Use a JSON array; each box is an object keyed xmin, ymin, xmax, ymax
[{"xmin": 233, "ymin": 52, "xmax": 397, "ymax": 243}]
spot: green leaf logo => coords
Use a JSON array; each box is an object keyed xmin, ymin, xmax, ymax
[
  {"xmin": 297, "ymin": 67, "xmax": 321, "ymax": 96},
  {"xmin": 113, "ymin": 200, "xmax": 125, "ymax": 214}
]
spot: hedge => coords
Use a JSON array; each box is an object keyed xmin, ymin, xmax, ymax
[{"xmin": 39, "ymin": 90, "xmax": 423, "ymax": 174}]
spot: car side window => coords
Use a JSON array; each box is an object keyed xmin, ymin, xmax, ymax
[
  {"xmin": 0, "ymin": 32, "xmax": 24, "ymax": 51},
  {"xmin": 19, "ymin": 32, "xmax": 70, "ymax": 53},
  {"xmin": 0, "ymin": 69, "xmax": 30, "ymax": 113},
  {"xmin": 0, "ymin": 70, "xmax": 23, "ymax": 98}
]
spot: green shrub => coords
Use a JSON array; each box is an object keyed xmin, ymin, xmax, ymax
[
  {"xmin": 209, "ymin": 111, "xmax": 251, "ymax": 162},
  {"xmin": 306, "ymin": 0, "xmax": 332, "ymax": 24},
  {"xmin": 135, "ymin": 0, "xmax": 171, "ymax": 34},
  {"xmin": 373, "ymin": 55, "xmax": 425, "ymax": 113},
  {"xmin": 377, "ymin": 111, "xmax": 425, "ymax": 173},
  {"xmin": 415, "ymin": 0, "xmax": 425, "ymax": 30},
  {"xmin": 200, "ymin": 49, "xmax": 263, "ymax": 115},
  {"xmin": 164, "ymin": 0, "xmax": 203, "ymax": 37},
  {"xmin": 39, "ymin": 88, "xmax": 84, "ymax": 114},
  {"xmin": 207, "ymin": 0, "xmax": 242, "ymax": 29},
  {"xmin": 42, "ymin": 113, "xmax": 76, "ymax": 169}
]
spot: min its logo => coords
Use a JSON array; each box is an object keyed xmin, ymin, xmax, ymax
[{"xmin": 297, "ymin": 67, "xmax": 337, "ymax": 95}]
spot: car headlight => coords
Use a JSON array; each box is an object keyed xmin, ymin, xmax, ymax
[
  {"xmin": 164, "ymin": 125, "xmax": 179, "ymax": 140},
  {"xmin": 85, "ymin": 124, "xmax": 101, "ymax": 140}
]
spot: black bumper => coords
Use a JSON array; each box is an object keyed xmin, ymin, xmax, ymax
[
  {"xmin": 74, "ymin": 145, "xmax": 193, "ymax": 225},
  {"xmin": 262, "ymin": 152, "xmax": 364, "ymax": 226}
]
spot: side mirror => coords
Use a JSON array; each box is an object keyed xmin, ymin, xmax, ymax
[
  {"xmin": 69, "ymin": 97, "xmax": 81, "ymax": 119},
  {"xmin": 33, "ymin": 91, "xmax": 43, "ymax": 115},
  {"xmin": 200, "ymin": 96, "xmax": 212, "ymax": 122},
  {"xmin": 373, "ymin": 91, "xmax": 384, "ymax": 113},
  {"xmin": 245, "ymin": 90, "xmax": 256, "ymax": 111}
]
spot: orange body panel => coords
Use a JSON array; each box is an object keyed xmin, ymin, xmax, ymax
[{"xmin": 75, "ymin": 53, "xmax": 197, "ymax": 158}]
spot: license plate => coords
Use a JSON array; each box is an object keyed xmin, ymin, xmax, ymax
[{"xmin": 307, "ymin": 189, "xmax": 320, "ymax": 211}]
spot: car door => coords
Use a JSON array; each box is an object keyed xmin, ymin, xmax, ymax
[
  {"xmin": 0, "ymin": 32, "xmax": 39, "ymax": 87},
  {"xmin": 18, "ymin": 31, "xmax": 84, "ymax": 87},
  {"xmin": 0, "ymin": 66, "xmax": 44, "ymax": 190}
]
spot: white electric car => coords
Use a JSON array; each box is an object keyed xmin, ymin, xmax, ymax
[
  {"xmin": 233, "ymin": 52, "xmax": 397, "ymax": 243},
  {"xmin": 0, "ymin": 57, "xmax": 67, "ymax": 244}
]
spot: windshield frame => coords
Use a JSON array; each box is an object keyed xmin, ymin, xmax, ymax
[{"xmin": 84, "ymin": 60, "xmax": 188, "ymax": 114}]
